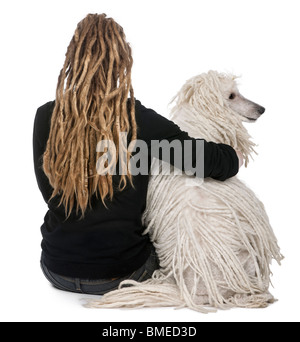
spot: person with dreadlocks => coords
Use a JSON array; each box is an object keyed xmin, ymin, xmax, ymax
[{"xmin": 33, "ymin": 13, "xmax": 243, "ymax": 295}]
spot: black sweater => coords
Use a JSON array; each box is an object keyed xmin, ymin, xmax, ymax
[{"xmin": 33, "ymin": 99, "xmax": 239, "ymax": 279}]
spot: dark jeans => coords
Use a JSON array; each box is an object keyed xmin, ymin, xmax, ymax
[{"xmin": 40, "ymin": 248, "xmax": 159, "ymax": 295}]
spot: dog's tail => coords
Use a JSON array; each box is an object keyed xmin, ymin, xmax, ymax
[
  {"xmin": 82, "ymin": 277, "xmax": 216, "ymax": 313},
  {"xmin": 82, "ymin": 275, "xmax": 276, "ymax": 313}
]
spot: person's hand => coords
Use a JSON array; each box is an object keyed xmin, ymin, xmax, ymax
[{"xmin": 235, "ymin": 150, "xmax": 244, "ymax": 169}]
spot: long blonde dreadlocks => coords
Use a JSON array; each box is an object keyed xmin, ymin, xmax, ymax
[{"xmin": 43, "ymin": 13, "xmax": 137, "ymax": 219}]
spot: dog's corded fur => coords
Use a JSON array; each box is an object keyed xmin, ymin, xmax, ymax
[
  {"xmin": 85, "ymin": 71, "xmax": 283, "ymax": 312},
  {"xmin": 169, "ymin": 72, "xmax": 257, "ymax": 166}
]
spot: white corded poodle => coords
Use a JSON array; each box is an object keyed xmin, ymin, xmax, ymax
[{"xmin": 86, "ymin": 71, "xmax": 283, "ymax": 313}]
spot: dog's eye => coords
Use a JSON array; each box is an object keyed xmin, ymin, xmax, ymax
[{"xmin": 229, "ymin": 93, "xmax": 236, "ymax": 100}]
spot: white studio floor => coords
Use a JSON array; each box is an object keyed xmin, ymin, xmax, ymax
[{"xmin": 1, "ymin": 260, "xmax": 291, "ymax": 322}]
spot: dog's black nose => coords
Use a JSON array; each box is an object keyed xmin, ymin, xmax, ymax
[{"xmin": 258, "ymin": 106, "xmax": 265, "ymax": 115}]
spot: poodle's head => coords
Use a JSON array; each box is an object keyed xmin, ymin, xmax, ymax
[
  {"xmin": 171, "ymin": 71, "xmax": 265, "ymax": 165},
  {"xmin": 173, "ymin": 70, "xmax": 265, "ymax": 123},
  {"xmin": 217, "ymin": 73, "xmax": 265, "ymax": 123}
]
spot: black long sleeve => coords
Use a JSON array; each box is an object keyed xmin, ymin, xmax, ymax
[
  {"xmin": 134, "ymin": 100, "xmax": 239, "ymax": 181},
  {"xmin": 33, "ymin": 98, "xmax": 239, "ymax": 279}
]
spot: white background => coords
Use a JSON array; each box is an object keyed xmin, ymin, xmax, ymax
[{"xmin": 0, "ymin": 0, "xmax": 299, "ymax": 322}]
